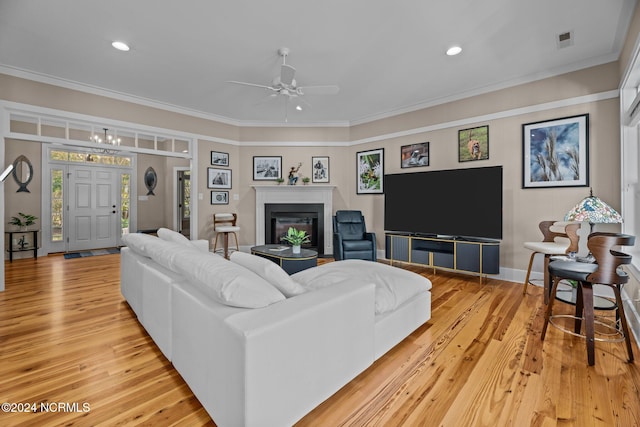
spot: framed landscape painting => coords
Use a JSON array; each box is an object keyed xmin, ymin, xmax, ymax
[
  {"xmin": 458, "ymin": 125, "xmax": 489, "ymax": 162},
  {"xmin": 522, "ymin": 114, "xmax": 589, "ymax": 188},
  {"xmin": 253, "ymin": 156, "xmax": 282, "ymax": 181},
  {"xmin": 357, "ymin": 148, "xmax": 384, "ymax": 194}
]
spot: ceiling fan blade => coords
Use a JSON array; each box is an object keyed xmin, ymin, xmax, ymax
[
  {"xmin": 226, "ymin": 80, "xmax": 275, "ymax": 91},
  {"xmin": 280, "ymin": 64, "xmax": 296, "ymax": 86},
  {"xmin": 298, "ymin": 85, "xmax": 340, "ymax": 95},
  {"xmin": 253, "ymin": 93, "xmax": 279, "ymax": 106}
]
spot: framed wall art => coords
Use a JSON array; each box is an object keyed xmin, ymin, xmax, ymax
[
  {"xmin": 207, "ymin": 167, "xmax": 232, "ymax": 189},
  {"xmin": 253, "ymin": 156, "xmax": 282, "ymax": 181},
  {"xmin": 522, "ymin": 114, "xmax": 589, "ymax": 188},
  {"xmin": 311, "ymin": 156, "xmax": 330, "ymax": 183},
  {"xmin": 210, "ymin": 191, "xmax": 229, "ymax": 205},
  {"xmin": 211, "ymin": 151, "xmax": 229, "ymax": 166},
  {"xmin": 401, "ymin": 142, "xmax": 429, "ymax": 168},
  {"xmin": 357, "ymin": 148, "xmax": 384, "ymax": 194},
  {"xmin": 458, "ymin": 125, "xmax": 489, "ymax": 162}
]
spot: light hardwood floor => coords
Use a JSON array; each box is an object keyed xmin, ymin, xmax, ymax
[{"xmin": 1, "ymin": 254, "xmax": 639, "ymax": 426}]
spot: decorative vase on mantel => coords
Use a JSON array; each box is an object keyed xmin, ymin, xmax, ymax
[{"xmin": 292, "ymin": 245, "xmax": 301, "ymax": 254}]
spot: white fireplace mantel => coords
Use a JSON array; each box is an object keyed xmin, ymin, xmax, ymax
[{"xmin": 253, "ymin": 185, "xmax": 335, "ymax": 255}]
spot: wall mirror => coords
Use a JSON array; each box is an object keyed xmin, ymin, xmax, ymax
[
  {"xmin": 144, "ymin": 166, "xmax": 157, "ymax": 195},
  {"xmin": 12, "ymin": 155, "xmax": 33, "ymax": 193}
]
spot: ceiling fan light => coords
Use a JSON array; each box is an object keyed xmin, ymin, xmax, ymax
[
  {"xmin": 112, "ymin": 41, "xmax": 130, "ymax": 51},
  {"xmin": 296, "ymin": 105, "xmax": 302, "ymax": 111},
  {"xmin": 446, "ymin": 46, "xmax": 462, "ymax": 56}
]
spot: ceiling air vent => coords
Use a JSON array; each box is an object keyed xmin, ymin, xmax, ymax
[{"xmin": 557, "ymin": 31, "xmax": 574, "ymax": 49}]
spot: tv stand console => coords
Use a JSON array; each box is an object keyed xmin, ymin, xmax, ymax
[{"xmin": 385, "ymin": 233, "xmax": 499, "ymax": 282}]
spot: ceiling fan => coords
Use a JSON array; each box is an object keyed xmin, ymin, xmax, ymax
[{"xmin": 227, "ymin": 47, "xmax": 340, "ymax": 113}]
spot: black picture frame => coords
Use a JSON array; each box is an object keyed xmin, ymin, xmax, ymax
[
  {"xmin": 522, "ymin": 114, "xmax": 589, "ymax": 188},
  {"xmin": 207, "ymin": 167, "xmax": 232, "ymax": 189},
  {"xmin": 211, "ymin": 151, "xmax": 229, "ymax": 166},
  {"xmin": 253, "ymin": 156, "xmax": 282, "ymax": 181},
  {"xmin": 401, "ymin": 142, "xmax": 429, "ymax": 168},
  {"xmin": 458, "ymin": 125, "xmax": 489, "ymax": 162},
  {"xmin": 356, "ymin": 148, "xmax": 384, "ymax": 194},
  {"xmin": 210, "ymin": 191, "xmax": 229, "ymax": 205},
  {"xmin": 311, "ymin": 156, "xmax": 330, "ymax": 183}
]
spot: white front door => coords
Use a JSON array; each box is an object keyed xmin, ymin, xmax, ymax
[{"xmin": 68, "ymin": 165, "xmax": 118, "ymax": 251}]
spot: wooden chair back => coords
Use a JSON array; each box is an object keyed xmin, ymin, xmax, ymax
[{"xmin": 586, "ymin": 232, "xmax": 635, "ymax": 285}]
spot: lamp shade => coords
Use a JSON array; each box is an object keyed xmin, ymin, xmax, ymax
[{"xmin": 564, "ymin": 195, "xmax": 622, "ymax": 224}]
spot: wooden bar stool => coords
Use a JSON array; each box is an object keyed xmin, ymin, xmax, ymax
[
  {"xmin": 213, "ymin": 213, "xmax": 240, "ymax": 259},
  {"xmin": 523, "ymin": 220, "xmax": 580, "ymax": 304},
  {"xmin": 541, "ymin": 232, "xmax": 635, "ymax": 366}
]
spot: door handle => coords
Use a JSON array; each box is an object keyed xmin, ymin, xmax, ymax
[
  {"xmin": 112, "ymin": 210, "xmax": 116, "ymax": 214},
  {"xmin": 112, "ymin": 205, "xmax": 116, "ymax": 208}
]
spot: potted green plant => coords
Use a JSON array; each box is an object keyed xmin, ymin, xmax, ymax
[
  {"xmin": 302, "ymin": 177, "xmax": 310, "ymax": 185},
  {"xmin": 276, "ymin": 177, "xmax": 285, "ymax": 185},
  {"xmin": 280, "ymin": 227, "xmax": 310, "ymax": 254},
  {"xmin": 9, "ymin": 212, "xmax": 38, "ymax": 231}
]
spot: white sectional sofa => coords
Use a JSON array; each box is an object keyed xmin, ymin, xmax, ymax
[{"xmin": 120, "ymin": 229, "xmax": 432, "ymax": 427}]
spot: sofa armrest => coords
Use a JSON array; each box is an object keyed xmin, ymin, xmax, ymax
[
  {"xmin": 333, "ymin": 232, "xmax": 344, "ymax": 260},
  {"xmin": 229, "ymin": 279, "xmax": 376, "ymax": 426},
  {"xmin": 174, "ymin": 279, "xmax": 375, "ymax": 427},
  {"xmin": 366, "ymin": 232, "xmax": 377, "ymax": 261}
]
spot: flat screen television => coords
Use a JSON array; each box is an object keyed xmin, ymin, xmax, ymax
[{"xmin": 384, "ymin": 166, "xmax": 502, "ymax": 240}]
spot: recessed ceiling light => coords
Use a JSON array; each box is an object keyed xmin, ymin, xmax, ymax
[
  {"xmin": 112, "ymin": 41, "xmax": 130, "ymax": 51},
  {"xmin": 446, "ymin": 46, "xmax": 462, "ymax": 56}
]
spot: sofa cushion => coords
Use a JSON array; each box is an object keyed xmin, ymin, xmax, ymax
[
  {"xmin": 121, "ymin": 232, "xmax": 161, "ymax": 258},
  {"xmin": 230, "ymin": 251, "xmax": 307, "ymax": 298},
  {"xmin": 292, "ymin": 260, "xmax": 431, "ymax": 315},
  {"xmin": 173, "ymin": 250, "xmax": 286, "ymax": 308},
  {"xmin": 157, "ymin": 227, "xmax": 199, "ymax": 248}
]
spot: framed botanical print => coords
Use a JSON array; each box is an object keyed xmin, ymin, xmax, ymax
[
  {"xmin": 311, "ymin": 156, "xmax": 330, "ymax": 183},
  {"xmin": 253, "ymin": 156, "xmax": 282, "ymax": 181},
  {"xmin": 357, "ymin": 148, "xmax": 384, "ymax": 194},
  {"xmin": 207, "ymin": 167, "xmax": 232, "ymax": 189},
  {"xmin": 522, "ymin": 114, "xmax": 589, "ymax": 188}
]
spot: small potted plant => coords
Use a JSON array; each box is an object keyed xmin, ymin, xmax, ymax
[
  {"xmin": 302, "ymin": 177, "xmax": 310, "ymax": 185},
  {"xmin": 9, "ymin": 212, "xmax": 38, "ymax": 231},
  {"xmin": 276, "ymin": 177, "xmax": 285, "ymax": 185},
  {"xmin": 280, "ymin": 227, "xmax": 310, "ymax": 254}
]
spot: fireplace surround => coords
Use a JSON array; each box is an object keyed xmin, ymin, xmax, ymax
[{"xmin": 253, "ymin": 186, "xmax": 334, "ymax": 256}]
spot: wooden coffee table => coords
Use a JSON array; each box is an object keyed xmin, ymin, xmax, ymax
[{"xmin": 250, "ymin": 244, "xmax": 318, "ymax": 275}]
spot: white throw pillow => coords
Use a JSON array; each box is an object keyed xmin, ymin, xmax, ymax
[
  {"xmin": 157, "ymin": 227, "xmax": 198, "ymax": 249},
  {"xmin": 121, "ymin": 232, "xmax": 161, "ymax": 257},
  {"xmin": 173, "ymin": 250, "xmax": 285, "ymax": 308},
  {"xmin": 230, "ymin": 251, "xmax": 307, "ymax": 298},
  {"xmin": 292, "ymin": 260, "xmax": 431, "ymax": 314}
]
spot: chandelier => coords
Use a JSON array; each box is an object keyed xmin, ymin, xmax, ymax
[{"xmin": 89, "ymin": 128, "xmax": 121, "ymax": 153}]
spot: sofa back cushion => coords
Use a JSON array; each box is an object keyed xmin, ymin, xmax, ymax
[
  {"xmin": 173, "ymin": 250, "xmax": 285, "ymax": 308},
  {"xmin": 157, "ymin": 227, "xmax": 199, "ymax": 248},
  {"xmin": 121, "ymin": 232, "xmax": 161, "ymax": 258},
  {"xmin": 230, "ymin": 251, "xmax": 307, "ymax": 298}
]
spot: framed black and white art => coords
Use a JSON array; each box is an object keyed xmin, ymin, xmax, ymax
[
  {"xmin": 311, "ymin": 156, "xmax": 330, "ymax": 183},
  {"xmin": 211, "ymin": 151, "xmax": 229, "ymax": 166},
  {"xmin": 207, "ymin": 167, "xmax": 232, "ymax": 189},
  {"xmin": 253, "ymin": 156, "xmax": 282, "ymax": 181},
  {"xmin": 210, "ymin": 191, "xmax": 229, "ymax": 205}
]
